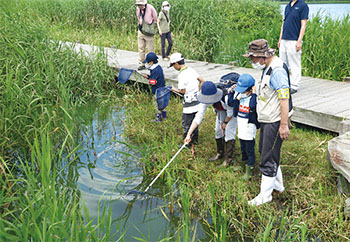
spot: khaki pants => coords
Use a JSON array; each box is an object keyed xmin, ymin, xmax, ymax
[{"xmin": 138, "ymin": 30, "xmax": 154, "ymax": 65}]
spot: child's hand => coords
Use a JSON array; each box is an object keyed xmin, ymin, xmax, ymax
[
  {"xmin": 252, "ymin": 85, "xmax": 256, "ymax": 94},
  {"xmin": 229, "ymin": 84, "xmax": 236, "ymax": 93}
]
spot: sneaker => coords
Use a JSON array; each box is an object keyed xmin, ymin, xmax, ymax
[
  {"xmin": 163, "ymin": 57, "xmax": 169, "ymax": 61},
  {"xmin": 290, "ymin": 88, "xmax": 297, "ymax": 94},
  {"xmin": 137, "ymin": 65, "xmax": 146, "ymax": 71}
]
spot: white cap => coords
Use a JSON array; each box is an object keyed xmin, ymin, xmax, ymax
[
  {"xmin": 162, "ymin": 1, "xmax": 170, "ymax": 7},
  {"xmin": 168, "ymin": 53, "xmax": 184, "ymax": 68},
  {"xmin": 135, "ymin": 0, "xmax": 147, "ymax": 5}
]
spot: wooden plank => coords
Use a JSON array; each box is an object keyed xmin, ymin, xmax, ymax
[{"xmin": 64, "ymin": 41, "xmax": 350, "ymax": 134}]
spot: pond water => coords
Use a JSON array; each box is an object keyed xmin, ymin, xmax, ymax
[
  {"xmin": 75, "ymin": 103, "xmax": 211, "ymax": 241},
  {"xmin": 280, "ymin": 3, "xmax": 350, "ymax": 20}
]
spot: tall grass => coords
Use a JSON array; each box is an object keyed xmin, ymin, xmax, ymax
[
  {"xmin": 0, "ymin": 1, "xmax": 120, "ymax": 240},
  {"xmin": 0, "ymin": 1, "xmax": 116, "ymax": 156}
]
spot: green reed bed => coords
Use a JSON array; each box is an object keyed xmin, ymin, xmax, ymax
[
  {"xmin": 121, "ymin": 87, "xmax": 349, "ymax": 241},
  {"xmin": 0, "ymin": 2, "xmax": 120, "ymax": 240}
]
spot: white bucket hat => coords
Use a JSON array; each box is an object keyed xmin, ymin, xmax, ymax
[
  {"xmin": 135, "ymin": 0, "xmax": 147, "ymax": 5},
  {"xmin": 162, "ymin": 1, "xmax": 170, "ymax": 7}
]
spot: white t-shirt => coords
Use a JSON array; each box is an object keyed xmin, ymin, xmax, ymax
[{"xmin": 178, "ymin": 66, "xmax": 200, "ymax": 114}]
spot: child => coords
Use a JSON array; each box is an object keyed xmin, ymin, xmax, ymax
[
  {"xmin": 232, "ymin": 74, "xmax": 260, "ymax": 179},
  {"xmin": 157, "ymin": 1, "xmax": 173, "ymax": 60},
  {"xmin": 169, "ymin": 53, "xmax": 204, "ymax": 151},
  {"xmin": 142, "ymin": 52, "xmax": 166, "ymax": 121}
]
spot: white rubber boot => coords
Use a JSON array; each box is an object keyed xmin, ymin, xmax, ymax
[
  {"xmin": 274, "ymin": 166, "xmax": 285, "ymax": 193},
  {"xmin": 248, "ymin": 175, "xmax": 275, "ymax": 206}
]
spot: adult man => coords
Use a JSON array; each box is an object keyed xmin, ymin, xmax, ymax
[
  {"xmin": 169, "ymin": 53, "xmax": 204, "ymax": 152},
  {"xmin": 278, "ymin": 0, "xmax": 309, "ymax": 94},
  {"xmin": 243, "ymin": 39, "xmax": 293, "ymax": 206},
  {"xmin": 135, "ymin": 0, "xmax": 157, "ymax": 70}
]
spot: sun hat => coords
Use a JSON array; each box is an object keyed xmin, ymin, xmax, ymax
[
  {"xmin": 142, "ymin": 52, "xmax": 158, "ymax": 64},
  {"xmin": 135, "ymin": 0, "xmax": 147, "ymax": 5},
  {"xmin": 162, "ymin": 1, "xmax": 170, "ymax": 7},
  {"xmin": 234, "ymin": 74, "xmax": 255, "ymax": 93},
  {"xmin": 243, "ymin": 39, "xmax": 276, "ymax": 58},
  {"xmin": 168, "ymin": 53, "xmax": 184, "ymax": 68},
  {"xmin": 197, "ymin": 81, "xmax": 223, "ymax": 104}
]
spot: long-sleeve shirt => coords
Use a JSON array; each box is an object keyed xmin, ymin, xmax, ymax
[
  {"xmin": 193, "ymin": 96, "xmax": 234, "ymax": 125},
  {"xmin": 136, "ymin": 4, "xmax": 158, "ymax": 25}
]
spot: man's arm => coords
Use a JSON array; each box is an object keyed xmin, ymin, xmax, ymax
[
  {"xmin": 296, "ymin": 19, "xmax": 308, "ymax": 51},
  {"xmin": 278, "ymin": 22, "xmax": 284, "ymax": 49},
  {"xmin": 279, "ymin": 98, "xmax": 290, "ymax": 140}
]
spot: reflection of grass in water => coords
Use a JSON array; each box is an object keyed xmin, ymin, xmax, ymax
[{"xmin": 121, "ymin": 86, "xmax": 348, "ymax": 241}]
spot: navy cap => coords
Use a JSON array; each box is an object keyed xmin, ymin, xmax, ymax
[
  {"xmin": 234, "ymin": 74, "xmax": 255, "ymax": 93},
  {"xmin": 142, "ymin": 52, "xmax": 158, "ymax": 64}
]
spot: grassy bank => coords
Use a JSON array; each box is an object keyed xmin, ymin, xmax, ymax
[
  {"xmin": 121, "ymin": 87, "xmax": 349, "ymax": 241},
  {"xmin": 0, "ymin": 1, "xmax": 120, "ymax": 240},
  {"xmin": 13, "ymin": 0, "xmax": 350, "ymax": 81}
]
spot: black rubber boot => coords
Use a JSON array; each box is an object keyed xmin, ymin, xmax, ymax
[
  {"xmin": 209, "ymin": 138, "xmax": 225, "ymax": 162},
  {"xmin": 222, "ymin": 139, "xmax": 235, "ymax": 167}
]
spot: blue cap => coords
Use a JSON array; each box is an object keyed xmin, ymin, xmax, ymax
[
  {"xmin": 142, "ymin": 52, "xmax": 158, "ymax": 64},
  {"xmin": 234, "ymin": 74, "xmax": 255, "ymax": 93}
]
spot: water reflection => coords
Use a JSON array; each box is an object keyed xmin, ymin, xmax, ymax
[{"xmin": 75, "ymin": 103, "xmax": 210, "ymax": 241}]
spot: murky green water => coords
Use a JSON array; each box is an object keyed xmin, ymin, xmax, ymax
[{"xmin": 74, "ymin": 103, "xmax": 211, "ymax": 241}]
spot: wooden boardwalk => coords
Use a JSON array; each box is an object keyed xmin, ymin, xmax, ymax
[{"xmin": 63, "ymin": 42, "xmax": 350, "ymax": 134}]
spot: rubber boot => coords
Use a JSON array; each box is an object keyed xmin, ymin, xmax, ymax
[
  {"xmin": 209, "ymin": 138, "xmax": 225, "ymax": 162},
  {"xmin": 152, "ymin": 113, "xmax": 162, "ymax": 122},
  {"xmin": 221, "ymin": 139, "xmax": 234, "ymax": 167},
  {"xmin": 274, "ymin": 166, "xmax": 285, "ymax": 193},
  {"xmin": 161, "ymin": 110, "xmax": 167, "ymax": 120},
  {"xmin": 242, "ymin": 165, "xmax": 254, "ymax": 180},
  {"xmin": 248, "ymin": 175, "xmax": 276, "ymax": 206}
]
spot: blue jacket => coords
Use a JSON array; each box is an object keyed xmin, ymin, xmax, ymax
[{"xmin": 148, "ymin": 65, "xmax": 165, "ymax": 94}]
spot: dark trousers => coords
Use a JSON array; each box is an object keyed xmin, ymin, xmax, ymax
[
  {"xmin": 161, "ymin": 32, "xmax": 173, "ymax": 58},
  {"xmin": 258, "ymin": 122, "xmax": 283, "ymax": 177},
  {"xmin": 182, "ymin": 112, "xmax": 198, "ymax": 145},
  {"xmin": 240, "ymin": 139, "xmax": 256, "ymax": 166}
]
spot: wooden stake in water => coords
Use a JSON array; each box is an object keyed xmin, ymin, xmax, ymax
[{"xmin": 144, "ymin": 144, "xmax": 187, "ymax": 193}]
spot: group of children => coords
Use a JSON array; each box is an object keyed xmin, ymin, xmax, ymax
[{"xmin": 141, "ymin": 49, "xmax": 259, "ymax": 179}]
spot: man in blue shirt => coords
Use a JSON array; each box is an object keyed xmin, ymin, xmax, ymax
[{"xmin": 278, "ymin": 0, "xmax": 309, "ymax": 94}]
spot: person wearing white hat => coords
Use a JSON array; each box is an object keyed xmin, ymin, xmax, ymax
[
  {"xmin": 135, "ymin": 0, "xmax": 158, "ymax": 70},
  {"xmin": 157, "ymin": 1, "xmax": 173, "ymax": 61},
  {"xmin": 169, "ymin": 53, "xmax": 205, "ymax": 153}
]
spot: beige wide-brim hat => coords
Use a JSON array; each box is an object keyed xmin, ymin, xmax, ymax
[
  {"xmin": 243, "ymin": 39, "xmax": 276, "ymax": 58},
  {"xmin": 135, "ymin": 0, "xmax": 147, "ymax": 5}
]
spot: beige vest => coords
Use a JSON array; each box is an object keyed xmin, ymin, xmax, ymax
[{"xmin": 256, "ymin": 57, "xmax": 293, "ymax": 123}]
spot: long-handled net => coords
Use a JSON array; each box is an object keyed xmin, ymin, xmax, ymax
[
  {"xmin": 127, "ymin": 144, "xmax": 186, "ymax": 196},
  {"xmin": 118, "ymin": 68, "xmax": 134, "ymax": 84}
]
